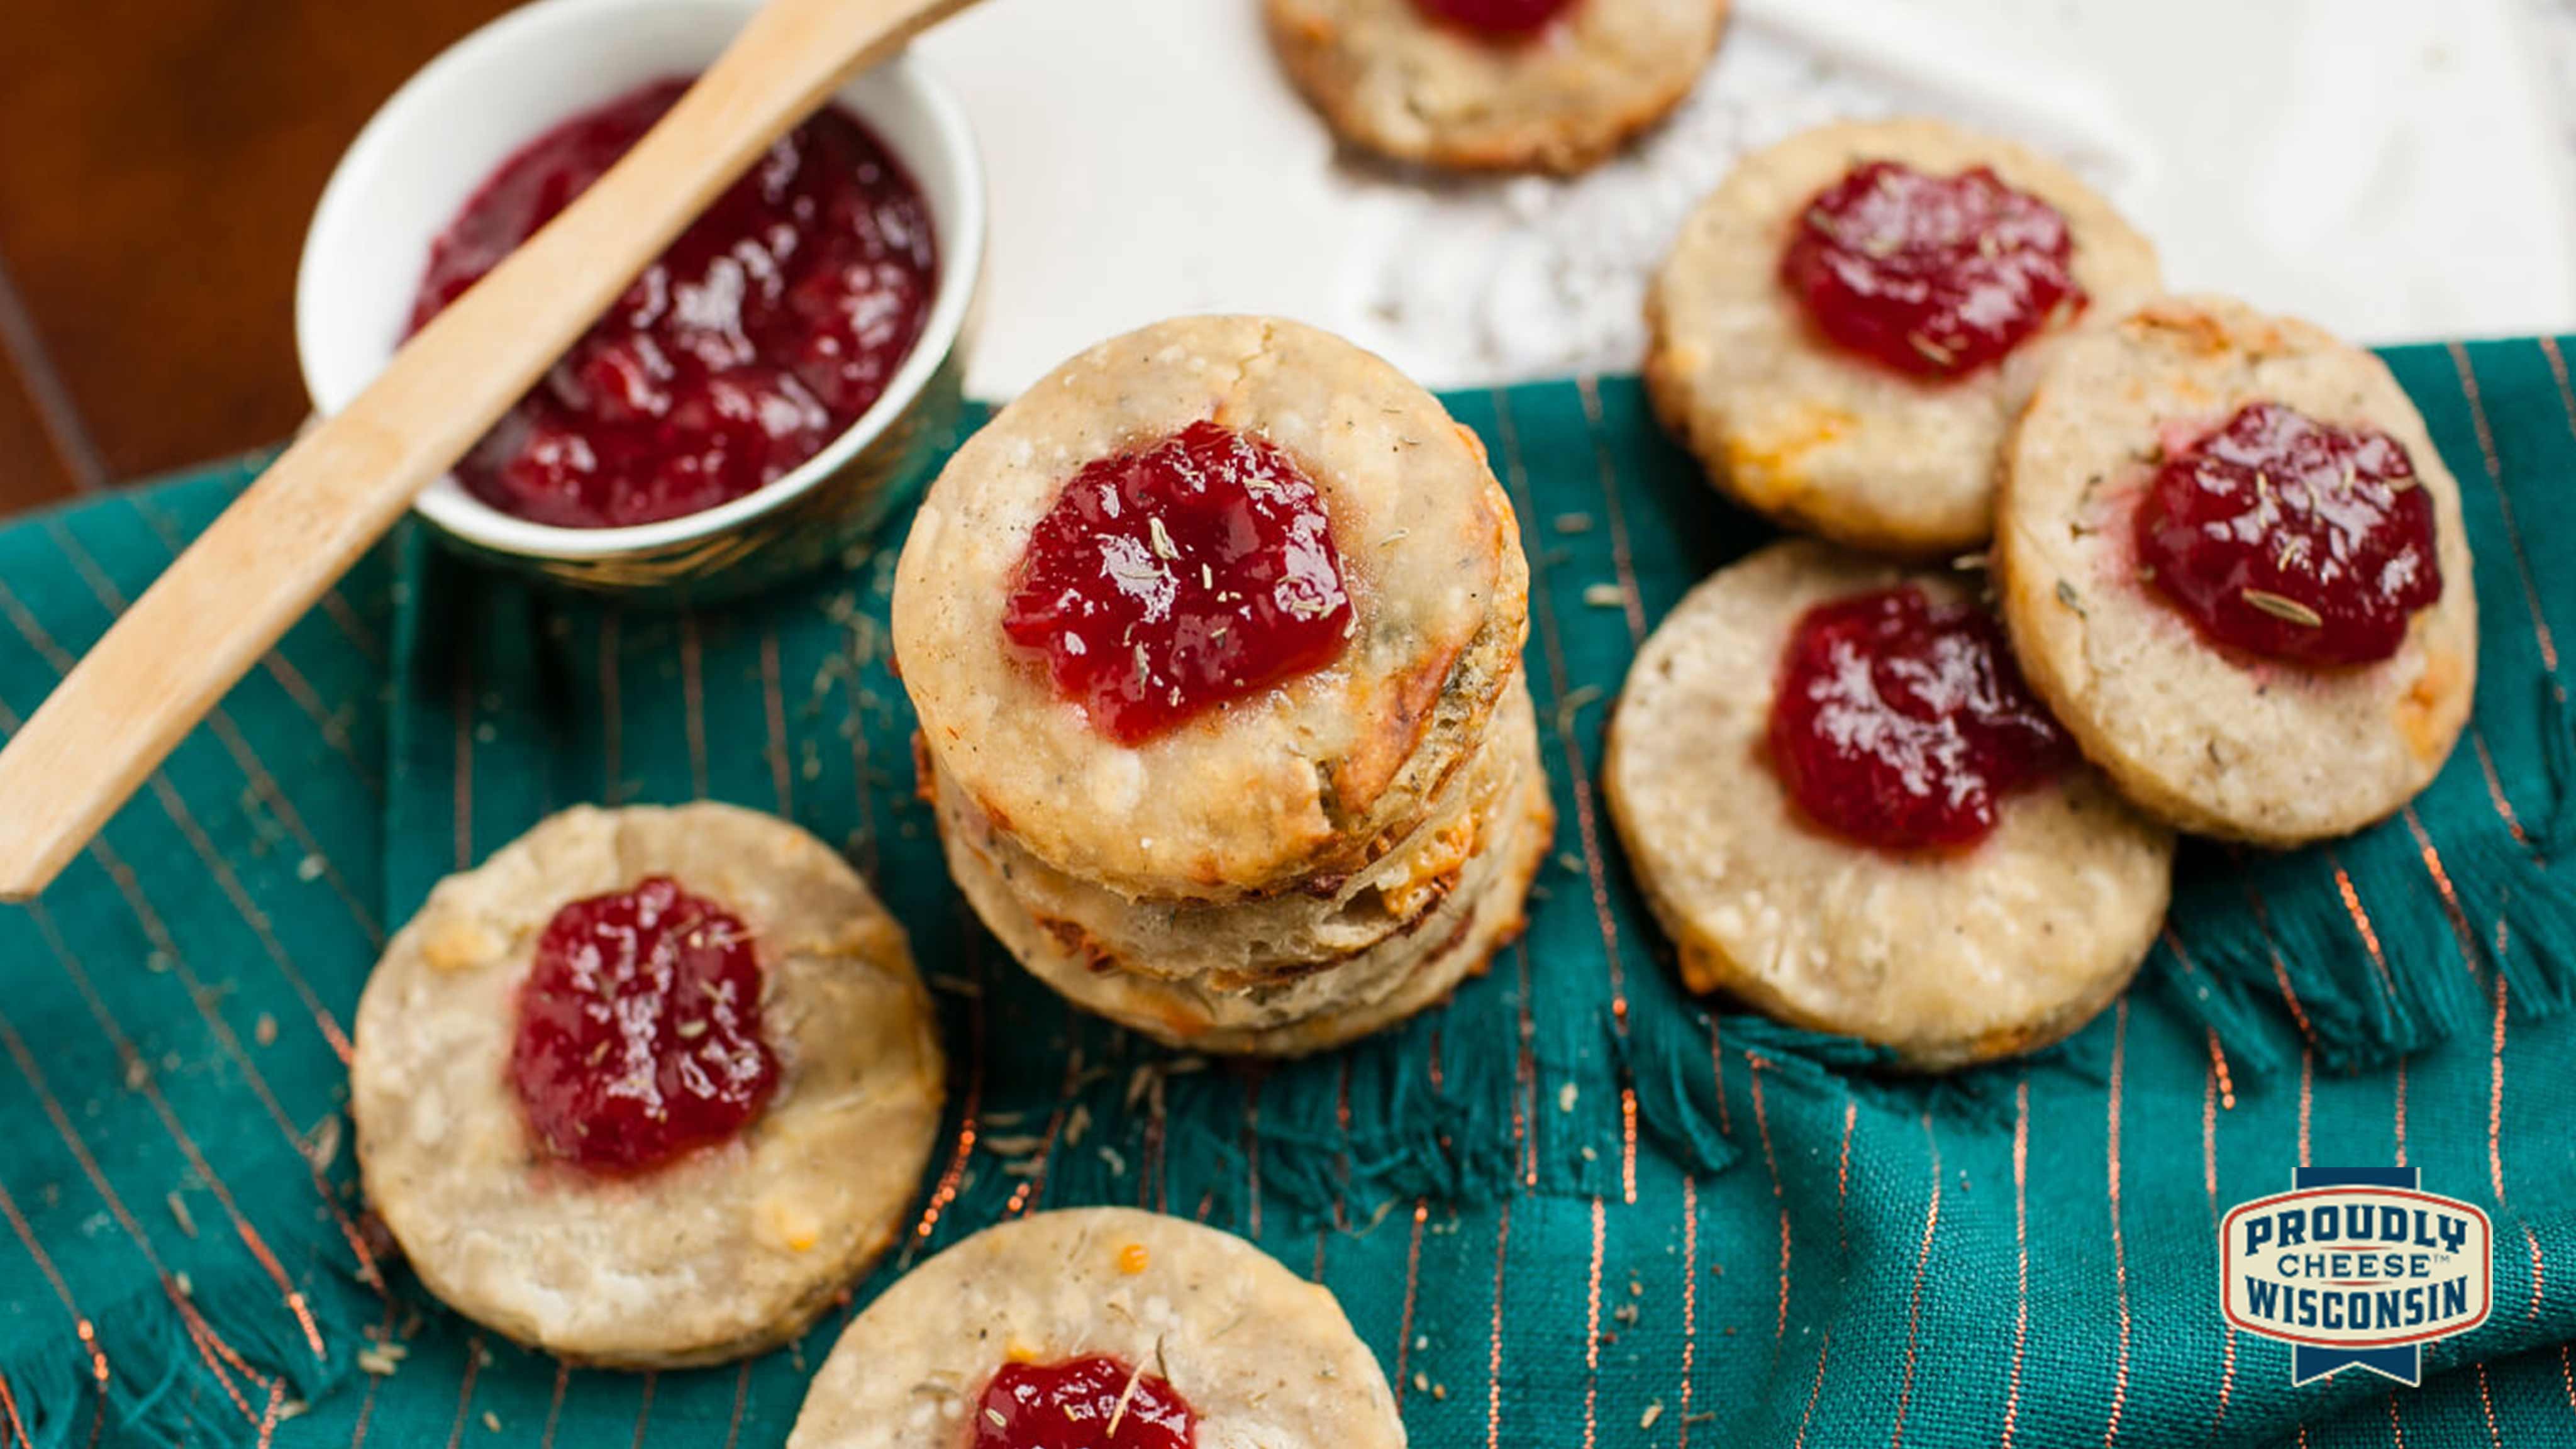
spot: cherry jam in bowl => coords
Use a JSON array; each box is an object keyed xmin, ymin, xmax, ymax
[{"xmin": 294, "ymin": 0, "xmax": 983, "ymax": 599}]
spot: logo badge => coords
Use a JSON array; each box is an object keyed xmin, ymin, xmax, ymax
[{"xmin": 2221, "ymin": 1167, "xmax": 2492, "ymax": 1385}]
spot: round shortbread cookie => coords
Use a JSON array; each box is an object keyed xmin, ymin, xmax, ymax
[
  {"xmin": 893, "ymin": 315, "xmax": 1528, "ymax": 901},
  {"xmin": 1645, "ymin": 117, "xmax": 2161, "ymax": 553},
  {"xmin": 932, "ymin": 679, "xmax": 1536, "ymax": 987},
  {"xmin": 351, "ymin": 804, "xmax": 945, "ymax": 1367},
  {"xmin": 788, "ymin": 1208, "xmax": 1402, "ymax": 1448},
  {"xmin": 1995, "ymin": 296, "xmax": 2479, "ymax": 844},
  {"xmin": 952, "ymin": 748, "xmax": 1552, "ymax": 1056},
  {"xmin": 1265, "ymin": 0, "xmax": 1729, "ymax": 174},
  {"xmin": 1604, "ymin": 540, "xmax": 2173, "ymax": 1069}
]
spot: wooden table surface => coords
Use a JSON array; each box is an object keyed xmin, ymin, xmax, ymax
[{"xmin": 0, "ymin": 0, "xmax": 516, "ymax": 519}]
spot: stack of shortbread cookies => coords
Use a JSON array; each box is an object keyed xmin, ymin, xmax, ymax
[{"xmin": 892, "ymin": 316, "xmax": 1550, "ymax": 1055}]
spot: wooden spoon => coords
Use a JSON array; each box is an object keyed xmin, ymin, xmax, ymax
[{"xmin": 0, "ymin": 0, "xmax": 980, "ymax": 901}]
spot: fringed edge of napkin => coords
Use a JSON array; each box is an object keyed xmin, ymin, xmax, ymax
[
  {"xmin": 5, "ymin": 1218, "xmax": 380, "ymax": 1449},
  {"xmin": 2157, "ymin": 677, "xmax": 2576, "ymax": 1077},
  {"xmin": 1191, "ymin": 1030, "xmax": 1526, "ymax": 1223},
  {"xmin": 1622, "ymin": 991, "xmax": 2118, "ymax": 1165}
]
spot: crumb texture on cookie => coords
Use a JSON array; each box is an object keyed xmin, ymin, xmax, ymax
[
  {"xmin": 1995, "ymin": 295, "xmax": 2478, "ymax": 844},
  {"xmin": 788, "ymin": 1208, "xmax": 1404, "ymax": 1449},
  {"xmin": 1265, "ymin": 0, "xmax": 1729, "ymax": 174},
  {"xmin": 894, "ymin": 315, "xmax": 1527, "ymax": 899},
  {"xmin": 1606, "ymin": 541, "xmax": 2172, "ymax": 1069},
  {"xmin": 351, "ymin": 804, "xmax": 945, "ymax": 1367},
  {"xmin": 1645, "ymin": 117, "xmax": 2160, "ymax": 552}
]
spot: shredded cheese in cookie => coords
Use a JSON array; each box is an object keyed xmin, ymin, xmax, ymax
[
  {"xmin": 762, "ymin": 1196, "xmax": 823, "ymax": 1254},
  {"xmin": 419, "ymin": 916, "xmax": 497, "ymax": 972},
  {"xmin": 1723, "ymin": 406, "xmax": 1856, "ymax": 507},
  {"xmin": 2396, "ymin": 648, "xmax": 2466, "ymax": 763}
]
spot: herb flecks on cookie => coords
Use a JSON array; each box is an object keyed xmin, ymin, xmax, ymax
[
  {"xmin": 1003, "ymin": 421, "xmax": 1353, "ymax": 745},
  {"xmin": 353, "ymin": 803, "xmax": 943, "ymax": 1366},
  {"xmin": 787, "ymin": 1208, "xmax": 1404, "ymax": 1448},
  {"xmin": 1992, "ymin": 296, "xmax": 2477, "ymax": 845},
  {"xmin": 2133, "ymin": 401, "xmax": 2441, "ymax": 667},
  {"xmin": 1646, "ymin": 119, "xmax": 2160, "ymax": 553},
  {"xmin": 1604, "ymin": 542, "xmax": 2173, "ymax": 1070},
  {"xmin": 1781, "ymin": 160, "xmax": 2084, "ymax": 379}
]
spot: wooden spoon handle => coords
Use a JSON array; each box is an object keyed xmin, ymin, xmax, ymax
[{"xmin": 0, "ymin": 0, "xmax": 980, "ymax": 901}]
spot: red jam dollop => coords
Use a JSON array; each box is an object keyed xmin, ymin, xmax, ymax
[
  {"xmin": 1780, "ymin": 160, "xmax": 2083, "ymax": 378},
  {"xmin": 509, "ymin": 876, "xmax": 777, "ymax": 1175},
  {"xmin": 1413, "ymin": 0, "xmax": 1580, "ymax": 36},
  {"xmin": 1001, "ymin": 421, "xmax": 1354, "ymax": 744},
  {"xmin": 973, "ymin": 1358, "xmax": 1196, "ymax": 1449},
  {"xmin": 410, "ymin": 78, "xmax": 938, "ymax": 529},
  {"xmin": 1769, "ymin": 586, "xmax": 2075, "ymax": 852},
  {"xmin": 2133, "ymin": 401, "xmax": 2441, "ymax": 666}
]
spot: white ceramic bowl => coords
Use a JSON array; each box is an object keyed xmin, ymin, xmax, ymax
[{"xmin": 296, "ymin": 0, "xmax": 984, "ymax": 597}]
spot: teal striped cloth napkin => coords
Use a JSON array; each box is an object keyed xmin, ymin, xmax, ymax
[{"xmin": 1, "ymin": 344, "xmax": 2573, "ymax": 1448}]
